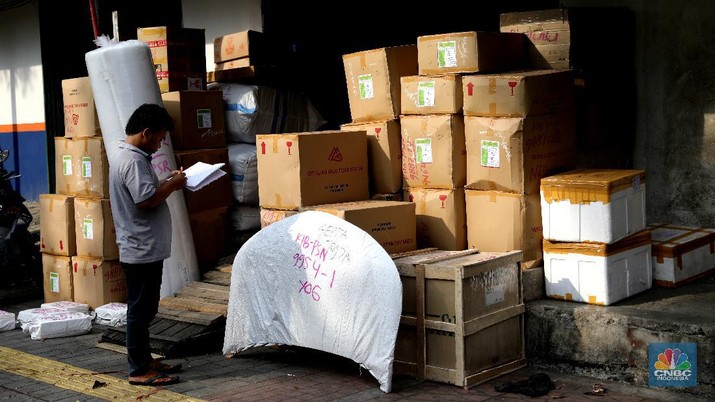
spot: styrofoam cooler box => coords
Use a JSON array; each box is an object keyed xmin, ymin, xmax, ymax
[
  {"xmin": 541, "ymin": 169, "xmax": 646, "ymax": 244},
  {"xmin": 649, "ymin": 223, "xmax": 715, "ymax": 287},
  {"xmin": 543, "ymin": 230, "xmax": 652, "ymax": 305}
]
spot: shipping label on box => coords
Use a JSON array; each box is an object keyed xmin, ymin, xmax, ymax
[
  {"xmin": 401, "ymin": 115, "xmax": 466, "ymax": 189},
  {"xmin": 462, "ymin": 69, "xmax": 574, "ymax": 117},
  {"xmin": 401, "ymin": 74, "xmax": 463, "ymax": 115},
  {"xmin": 466, "ymin": 190, "xmax": 543, "ymax": 266},
  {"xmin": 162, "ymin": 90, "xmax": 226, "ymax": 149},
  {"xmin": 74, "ymin": 197, "xmax": 118, "ymax": 260},
  {"xmin": 465, "ymin": 111, "xmax": 577, "ymax": 195},
  {"xmin": 39, "ymin": 194, "xmax": 75, "ymax": 256},
  {"xmin": 71, "ymin": 257, "xmax": 126, "ymax": 310},
  {"xmin": 341, "ymin": 119, "xmax": 402, "ymax": 194},
  {"xmin": 42, "ymin": 254, "xmax": 73, "ymax": 303},
  {"xmin": 404, "ymin": 188, "xmax": 466, "ymax": 251},
  {"xmin": 417, "ymin": 31, "xmax": 525, "ymax": 75},
  {"xmin": 543, "ymin": 230, "xmax": 652, "ymax": 305},
  {"xmin": 301, "ymin": 200, "xmax": 416, "ymax": 254},
  {"xmin": 62, "ymin": 77, "xmax": 100, "ymax": 138},
  {"xmin": 70, "ymin": 137, "xmax": 109, "ymax": 198},
  {"xmin": 343, "ymin": 45, "xmax": 418, "ymax": 122},
  {"xmin": 541, "ymin": 169, "xmax": 647, "ymax": 244},
  {"xmin": 257, "ymin": 130, "xmax": 369, "ymax": 209},
  {"xmin": 648, "ymin": 223, "xmax": 715, "ymax": 287}
]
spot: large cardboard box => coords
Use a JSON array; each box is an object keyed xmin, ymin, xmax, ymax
[
  {"xmin": 71, "ymin": 257, "xmax": 127, "ymax": 309},
  {"xmin": 540, "ymin": 169, "xmax": 647, "ymax": 244},
  {"xmin": 500, "ymin": 9, "xmax": 571, "ymax": 69},
  {"xmin": 62, "ymin": 77, "xmax": 100, "ymax": 138},
  {"xmin": 465, "ymin": 190, "xmax": 543, "ymax": 267},
  {"xmin": 401, "ymin": 114, "xmax": 466, "ymax": 189},
  {"xmin": 74, "ymin": 197, "xmax": 118, "ymax": 260},
  {"xmin": 462, "ymin": 69, "xmax": 574, "ymax": 117},
  {"xmin": 162, "ymin": 90, "xmax": 226, "ymax": 149},
  {"xmin": 54, "ymin": 137, "xmax": 109, "ymax": 197},
  {"xmin": 393, "ymin": 250, "xmax": 526, "ymax": 388},
  {"xmin": 464, "ymin": 111, "xmax": 577, "ymax": 195},
  {"xmin": 543, "ymin": 230, "xmax": 652, "ymax": 305},
  {"xmin": 39, "ymin": 194, "xmax": 75, "ymax": 256},
  {"xmin": 400, "ymin": 74, "xmax": 463, "ymax": 115},
  {"xmin": 340, "ymin": 119, "xmax": 402, "ymax": 194},
  {"xmin": 137, "ymin": 26, "xmax": 206, "ymax": 93},
  {"xmin": 175, "ymin": 148, "xmax": 232, "ymax": 214},
  {"xmin": 189, "ymin": 206, "xmax": 229, "ymax": 272},
  {"xmin": 343, "ymin": 45, "xmax": 418, "ymax": 122},
  {"xmin": 256, "ymin": 130, "xmax": 369, "ymax": 210},
  {"xmin": 404, "ymin": 188, "xmax": 466, "ymax": 251},
  {"xmin": 42, "ymin": 254, "xmax": 73, "ymax": 303},
  {"xmin": 648, "ymin": 224, "xmax": 715, "ymax": 287},
  {"xmin": 417, "ymin": 31, "xmax": 525, "ymax": 75},
  {"xmin": 300, "ymin": 200, "xmax": 417, "ymax": 254},
  {"xmin": 213, "ymin": 30, "xmax": 290, "ymax": 65}
]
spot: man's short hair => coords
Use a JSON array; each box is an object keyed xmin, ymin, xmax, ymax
[{"xmin": 125, "ymin": 103, "xmax": 175, "ymax": 135}]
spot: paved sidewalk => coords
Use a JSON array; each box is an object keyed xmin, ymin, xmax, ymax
[{"xmin": 0, "ymin": 297, "xmax": 706, "ymax": 402}]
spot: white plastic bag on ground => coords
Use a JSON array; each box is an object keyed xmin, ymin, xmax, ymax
[
  {"xmin": 227, "ymin": 143, "xmax": 258, "ymax": 205},
  {"xmin": 41, "ymin": 301, "xmax": 90, "ymax": 314},
  {"xmin": 223, "ymin": 211, "xmax": 401, "ymax": 393},
  {"xmin": 27, "ymin": 312, "xmax": 93, "ymax": 340},
  {"xmin": 0, "ymin": 310, "xmax": 16, "ymax": 332},
  {"xmin": 94, "ymin": 302, "xmax": 128, "ymax": 326}
]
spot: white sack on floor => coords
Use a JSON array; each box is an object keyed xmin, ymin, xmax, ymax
[
  {"xmin": 227, "ymin": 143, "xmax": 258, "ymax": 205},
  {"xmin": 0, "ymin": 310, "xmax": 16, "ymax": 332},
  {"xmin": 41, "ymin": 301, "xmax": 90, "ymax": 314},
  {"xmin": 27, "ymin": 312, "xmax": 93, "ymax": 340},
  {"xmin": 94, "ymin": 302, "xmax": 127, "ymax": 327},
  {"xmin": 85, "ymin": 36, "xmax": 199, "ymax": 297},
  {"xmin": 230, "ymin": 205, "xmax": 261, "ymax": 232},
  {"xmin": 223, "ymin": 211, "xmax": 401, "ymax": 393},
  {"xmin": 17, "ymin": 307, "xmax": 67, "ymax": 330}
]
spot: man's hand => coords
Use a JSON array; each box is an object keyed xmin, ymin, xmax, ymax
[{"xmin": 166, "ymin": 168, "xmax": 187, "ymax": 191}]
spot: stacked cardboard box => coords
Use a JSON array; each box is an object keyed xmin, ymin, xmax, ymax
[
  {"xmin": 137, "ymin": 26, "xmax": 207, "ymax": 93},
  {"xmin": 40, "ymin": 77, "xmax": 126, "ymax": 309},
  {"xmin": 540, "ymin": 169, "xmax": 652, "ymax": 305},
  {"xmin": 211, "ymin": 30, "xmax": 292, "ymax": 84}
]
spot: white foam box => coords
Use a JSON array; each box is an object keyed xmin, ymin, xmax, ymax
[
  {"xmin": 540, "ymin": 169, "xmax": 646, "ymax": 244},
  {"xmin": 648, "ymin": 223, "xmax": 715, "ymax": 288},
  {"xmin": 543, "ymin": 230, "xmax": 652, "ymax": 305}
]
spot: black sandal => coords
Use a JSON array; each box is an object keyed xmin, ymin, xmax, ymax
[{"xmin": 128, "ymin": 370, "xmax": 179, "ymax": 386}]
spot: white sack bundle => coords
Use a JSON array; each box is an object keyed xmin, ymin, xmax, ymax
[
  {"xmin": 227, "ymin": 143, "xmax": 258, "ymax": 205},
  {"xmin": 223, "ymin": 211, "xmax": 401, "ymax": 393},
  {"xmin": 27, "ymin": 312, "xmax": 93, "ymax": 340},
  {"xmin": 0, "ymin": 310, "xmax": 16, "ymax": 332},
  {"xmin": 94, "ymin": 302, "xmax": 128, "ymax": 327},
  {"xmin": 41, "ymin": 301, "xmax": 90, "ymax": 314},
  {"xmin": 85, "ymin": 36, "xmax": 199, "ymax": 297},
  {"xmin": 17, "ymin": 307, "xmax": 67, "ymax": 331}
]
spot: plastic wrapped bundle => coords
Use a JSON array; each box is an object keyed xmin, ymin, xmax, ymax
[
  {"xmin": 41, "ymin": 301, "xmax": 90, "ymax": 314},
  {"xmin": 85, "ymin": 36, "xmax": 199, "ymax": 297},
  {"xmin": 0, "ymin": 310, "xmax": 15, "ymax": 332},
  {"xmin": 227, "ymin": 143, "xmax": 258, "ymax": 205},
  {"xmin": 17, "ymin": 307, "xmax": 66, "ymax": 330},
  {"xmin": 26, "ymin": 312, "xmax": 93, "ymax": 340},
  {"xmin": 94, "ymin": 302, "xmax": 128, "ymax": 327}
]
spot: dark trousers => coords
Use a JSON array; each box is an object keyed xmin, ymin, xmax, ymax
[{"xmin": 121, "ymin": 260, "xmax": 163, "ymax": 377}]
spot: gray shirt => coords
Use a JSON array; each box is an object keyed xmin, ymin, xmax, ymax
[{"xmin": 109, "ymin": 141, "xmax": 172, "ymax": 264}]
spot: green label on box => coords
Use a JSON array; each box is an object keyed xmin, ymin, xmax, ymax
[
  {"xmin": 415, "ymin": 138, "xmax": 432, "ymax": 164},
  {"xmin": 437, "ymin": 41, "xmax": 457, "ymax": 68},
  {"xmin": 417, "ymin": 82, "xmax": 435, "ymax": 107},
  {"xmin": 358, "ymin": 74, "xmax": 374, "ymax": 100},
  {"xmin": 50, "ymin": 272, "xmax": 59, "ymax": 293},
  {"xmin": 481, "ymin": 140, "xmax": 500, "ymax": 167},
  {"xmin": 197, "ymin": 109, "xmax": 212, "ymax": 129},
  {"xmin": 62, "ymin": 155, "xmax": 72, "ymax": 175},
  {"xmin": 81, "ymin": 156, "xmax": 92, "ymax": 178},
  {"xmin": 83, "ymin": 217, "xmax": 93, "ymax": 240}
]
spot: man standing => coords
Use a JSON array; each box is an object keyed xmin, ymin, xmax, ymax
[{"xmin": 110, "ymin": 103, "xmax": 186, "ymax": 386}]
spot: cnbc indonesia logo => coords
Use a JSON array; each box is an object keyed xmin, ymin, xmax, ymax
[{"xmin": 649, "ymin": 343, "xmax": 697, "ymax": 387}]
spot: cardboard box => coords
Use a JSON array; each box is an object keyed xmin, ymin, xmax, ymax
[
  {"xmin": 648, "ymin": 224, "xmax": 715, "ymax": 288},
  {"xmin": 543, "ymin": 230, "xmax": 652, "ymax": 305},
  {"xmin": 540, "ymin": 169, "xmax": 647, "ymax": 244},
  {"xmin": 343, "ymin": 45, "xmax": 418, "ymax": 122},
  {"xmin": 62, "ymin": 77, "xmax": 100, "ymax": 138},
  {"xmin": 417, "ymin": 31, "xmax": 525, "ymax": 75},
  {"xmin": 300, "ymin": 200, "xmax": 417, "ymax": 254},
  {"xmin": 401, "ymin": 114, "xmax": 466, "ymax": 189},
  {"xmin": 213, "ymin": 30, "xmax": 291, "ymax": 65},
  {"xmin": 54, "ymin": 137, "xmax": 73, "ymax": 195},
  {"xmin": 500, "ymin": 9, "xmax": 571, "ymax": 69},
  {"xmin": 341, "ymin": 120, "xmax": 402, "ymax": 194},
  {"xmin": 74, "ymin": 197, "xmax": 118, "ymax": 260},
  {"xmin": 462, "ymin": 69, "xmax": 574, "ymax": 117},
  {"xmin": 464, "ymin": 111, "xmax": 577, "ymax": 195},
  {"xmin": 137, "ymin": 26, "xmax": 206, "ymax": 93},
  {"xmin": 400, "ymin": 74, "xmax": 463, "ymax": 115},
  {"xmin": 404, "ymin": 188, "xmax": 466, "ymax": 251},
  {"xmin": 189, "ymin": 206, "xmax": 229, "ymax": 271},
  {"xmin": 393, "ymin": 250, "xmax": 526, "ymax": 388},
  {"xmin": 256, "ymin": 130, "xmax": 369, "ymax": 209},
  {"xmin": 175, "ymin": 148, "xmax": 232, "ymax": 214},
  {"xmin": 39, "ymin": 194, "xmax": 75, "ymax": 256},
  {"xmin": 259, "ymin": 208, "xmax": 299, "ymax": 228},
  {"xmin": 42, "ymin": 254, "xmax": 73, "ymax": 303},
  {"xmin": 71, "ymin": 257, "xmax": 127, "ymax": 309},
  {"xmin": 162, "ymin": 90, "xmax": 227, "ymax": 149},
  {"xmin": 466, "ymin": 190, "xmax": 543, "ymax": 266},
  {"xmin": 72, "ymin": 137, "xmax": 110, "ymax": 198}
]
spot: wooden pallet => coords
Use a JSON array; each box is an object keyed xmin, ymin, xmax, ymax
[{"xmin": 99, "ymin": 264, "xmax": 233, "ymax": 357}]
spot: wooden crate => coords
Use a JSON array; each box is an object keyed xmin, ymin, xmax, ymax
[{"xmin": 392, "ymin": 249, "xmax": 526, "ymax": 388}]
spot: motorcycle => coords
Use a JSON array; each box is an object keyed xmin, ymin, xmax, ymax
[{"xmin": 0, "ymin": 147, "xmax": 42, "ymax": 288}]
